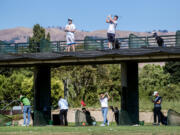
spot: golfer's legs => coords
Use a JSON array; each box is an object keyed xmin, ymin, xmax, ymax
[
  {"xmin": 102, "ymin": 108, "xmax": 108, "ymax": 124},
  {"xmin": 157, "ymin": 108, "xmax": 161, "ymax": 124},
  {"xmin": 66, "ymin": 36, "xmax": 71, "ymax": 52},
  {"xmin": 66, "ymin": 36, "xmax": 71, "ymax": 45},
  {"xmin": 104, "ymin": 108, "xmax": 108, "ymax": 124},
  {"xmin": 59, "ymin": 110, "xmax": 64, "ymax": 125},
  {"xmin": 27, "ymin": 106, "xmax": 31, "ymax": 125},
  {"xmin": 154, "ymin": 108, "xmax": 157, "ymax": 123},
  {"xmin": 23, "ymin": 106, "xmax": 27, "ymax": 125},
  {"xmin": 70, "ymin": 35, "xmax": 75, "ymax": 52},
  {"xmin": 64, "ymin": 109, "xmax": 68, "ymax": 126},
  {"xmin": 101, "ymin": 108, "xmax": 105, "ymax": 124}
]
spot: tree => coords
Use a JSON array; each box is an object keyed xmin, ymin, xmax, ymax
[
  {"xmin": 139, "ymin": 64, "xmax": 170, "ymax": 99},
  {"xmin": 46, "ymin": 32, "xmax": 51, "ymax": 41},
  {"xmin": 0, "ymin": 68, "xmax": 33, "ymax": 108},
  {"xmin": 29, "ymin": 24, "xmax": 51, "ymax": 52},
  {"xmin": 164, "ymin": 62, "xmax": 180, "ymax": 84}
]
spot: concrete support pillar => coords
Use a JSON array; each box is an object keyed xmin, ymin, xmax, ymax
[
  {"xmin": 33, "ymin": 66, "xmax": 51, "ymax": 126},
  {"xmin": 120, "ymin": 62, "xmax": 139, "ymax": 125}
]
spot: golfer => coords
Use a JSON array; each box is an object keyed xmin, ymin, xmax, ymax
[
  {"xmin": 99, "ymin": 92, "xmax": 110, "ymax": 126},
  {"xmin": 19, "ymin": 95, "xmax": 31, "ymax": 126},
  {"xmin": 58, "ymin": 96, "xmax": 69, "ymax": 126},
  {"xmin": 65, "ymin": 18, "xmax": 76, "ymax": 52},
  {"xmin": 152, "ymin": 91, "xmax": 162, "ymax": 125},
  {"xmin": 106, "ymin": 15, "xmax": 118, "ymax": 49},
  {"xmin": 153, "ymin": 32, "xmax": 164, "ymax": 47}
]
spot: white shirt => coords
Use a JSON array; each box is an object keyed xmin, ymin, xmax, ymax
[
  {"xmin": 58, "ymin": 98, "xmax": 68, "ymax": 110},
  {"xmin": 107, "ymin": 20, "xmax": 117, "ymax": 34},
  {"xmin": 65, "ymin": 24, "xmax": 76, "ymax": 36},
  {"xmin": 100, "ymin": 97, "xmax": 108, "ymax": 108}
]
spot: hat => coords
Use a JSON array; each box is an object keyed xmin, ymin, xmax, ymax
[
  {"xmin": 153, "ymin": 91, "xmax": 158, "ymax": 96},
  {"xmin": 152, "ymin": 32, "xmax": 157, "ymax": 37},
  {"xmin": 68, "ymin": 18, "xmax": 73, "ymax": 21}
]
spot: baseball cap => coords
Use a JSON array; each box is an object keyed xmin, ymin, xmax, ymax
[
  {"xmin": 153, "ymin": 91, "xmax": 158, "ymax": 96},
  {"xmin": 68, "ymin": 18, "xmax": 73, "ymax": 21}
]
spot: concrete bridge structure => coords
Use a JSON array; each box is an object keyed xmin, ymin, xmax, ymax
[{"xmin": 0, "ymin": 32, "xmax": 180, "ymax": 125}]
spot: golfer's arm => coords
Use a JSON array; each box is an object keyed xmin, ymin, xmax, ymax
[
  {"xmin": 106, "ymin": 18, "xmax": 110, "ymax": 23},
  {"xmin": 157, "ymin": 100, "xmax": 161, "ymax": 104},
  {"xmin": 65, "ymin": 27, "xmax": 69, "ymax": 32},
  {"xmin": 71, "ymin": 29, "xmax": 76, "ymax": 32},
  {"xmin": 107, "ymin": 94, "xmax": 110, "ymax": 100},
  {"xmin": 20, "ymin": 103, "xmax": 23, "ymax": 111}
]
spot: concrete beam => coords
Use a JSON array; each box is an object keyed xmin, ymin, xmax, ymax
[{"xmin": 1, "ymin": 54, "xmax": 180, "ymax": 66}]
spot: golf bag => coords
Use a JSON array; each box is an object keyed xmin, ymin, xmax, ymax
[
  {"xmin": 113, "ymin": 39, "xmax": 120, "ymax": 49},
  {"xmin": 75, "ymin": 110, "xmax": 96, "ymax": 126},
  {"xmin": 160, "ymin": 111, "xmax": 167, "ymax": 125}
]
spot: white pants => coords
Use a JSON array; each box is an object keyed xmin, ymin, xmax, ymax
[{"xmin": 66, "ymin": 34, "xmax": 75, "ymax": 45}]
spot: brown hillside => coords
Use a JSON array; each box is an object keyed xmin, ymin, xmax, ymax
[{"xmin": 0, "ymin": 27, "xmax": 175, "ymax": 43}]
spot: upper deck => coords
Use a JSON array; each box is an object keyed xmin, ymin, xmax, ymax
[{"xmin": 0, "ymin": 33, "xmax": 180, "ymax": 66}]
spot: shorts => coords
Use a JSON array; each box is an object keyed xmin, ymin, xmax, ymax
[
  {"xmin": 66, "ymin": 34, "xmax": 75, "ymax": 45},
  {"xmin": 107, "ymin": 33, "xmax": 115, "ymax": 43}
]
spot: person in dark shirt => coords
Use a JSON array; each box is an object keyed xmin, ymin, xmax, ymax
[
  {"xmin": 110, "ymin": 106, "xmax": 119, "ymax": 125},
  {"xmin": 82, "ymin": 108, "xmax": 93, "ymax": 125},
  {"xmin": 152, "ymin": 91, "xmax": 162, "ymax": 125},
  {"xmin": 153, "ymin": 32, "xmax": 164, "ymax": 47}
]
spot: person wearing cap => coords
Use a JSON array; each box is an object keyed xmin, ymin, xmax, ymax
[
  {"xmin": 152, "ymin": 91, "xmax": 162, "ymax": 125},
  {"xmin": 58, "ymin": 96, "xmax": 69, "ymax": 126},
  {"xmin": 99, "ymin": 92, "xmax": 110, "ymax": 126},
  {"xmin": 153, "ymin": 32, "xmax": 164, "ymax": 47},
  {"xmin": 19, "ymin": 95, "xmax": 31, "ymax": 126},
  {"xmin": 65, "ymin": 18, "xmax": 76, "ymax": 52},
  {"xmin": 106, "ymin": 15, "xmax": 118, "ymax": 49}
]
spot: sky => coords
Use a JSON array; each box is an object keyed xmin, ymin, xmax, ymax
[{"xmin": 0, "ymin": 0, "xmax": 179, "ymax": 32}]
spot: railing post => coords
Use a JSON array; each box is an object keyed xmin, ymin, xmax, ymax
[
  {"xmin": 176, "ymin": 31, "xmax": 180, "ymax": 47},
  {"xmin": 100, "ymin": 39, "xmax": 104, "ymax": 50},
  {"xmin": 145, "ymin": 37, "xmax": 149, "ymax": 47}
]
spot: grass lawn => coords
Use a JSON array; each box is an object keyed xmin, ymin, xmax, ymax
[{"xmin": 0, "ymin": 126, "xmax": 180, "ymax": 135}]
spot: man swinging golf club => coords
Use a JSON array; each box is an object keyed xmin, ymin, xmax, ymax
[
  {"xmin": 99, "ymin": 92, "xmax": 110, "ymax": 126},
  {"xmin": 106, "ymin": 14, "xmax": 118, "ymax": 49},
  {"xmin": 19, "ymin": 95, "xmax": 31, "ymax": 126}
]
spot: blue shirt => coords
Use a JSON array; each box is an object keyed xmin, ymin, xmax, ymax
[{"xmin": 154, "ymin": 96, "xmax": 162, "ymax": 108}]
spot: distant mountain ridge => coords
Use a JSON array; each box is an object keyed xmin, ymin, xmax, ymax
[{"xmin": 0, "ymin": 27, "xmax": 175, "ymax": 43}]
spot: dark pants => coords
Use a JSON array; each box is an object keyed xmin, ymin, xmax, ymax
[
  {"xmin": 115, "ymin": 112, "xmax": 119, "ymax": 125},
  {"xmin": 59, "ymin": 109, "xmax": 68, "ymax": 126},
  {"xmin": 154, "ymin": 107, "xmax": 161, "ymax": 124}
]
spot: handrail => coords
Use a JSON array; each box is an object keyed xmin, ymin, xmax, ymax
[{"xmin": 0, "ymin": 34, "xmax": 179, "ymax": 54}]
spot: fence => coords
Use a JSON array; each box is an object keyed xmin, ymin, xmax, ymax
[{"xmin": 0, "ymin": 33, "xmax": 179, "ymax": 54}]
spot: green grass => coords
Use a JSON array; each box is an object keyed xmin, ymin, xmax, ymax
[{"xmin": 0, "ymin": 126, "xmax": 180, "ymax": 135}]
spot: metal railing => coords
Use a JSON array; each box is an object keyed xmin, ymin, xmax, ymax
[{"xmin": 0, "ymin": 34, "xmax": 179, "ymax": 54}]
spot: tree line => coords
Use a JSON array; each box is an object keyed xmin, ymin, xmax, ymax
[{"xmin": 0, "ymin": 63, "xmax": 180, "ymax": 109}]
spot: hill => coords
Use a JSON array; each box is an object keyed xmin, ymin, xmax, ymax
[{"xmin": 0, "ymin": 27, "xmax": 175, "ymax": 43}]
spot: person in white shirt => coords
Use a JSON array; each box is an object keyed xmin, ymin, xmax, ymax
[
  {"xmin": 65, "ymin": 18, "xmax": 76, "ymax": 52},
  {"xmin": 106, "ymin": 15, "xmax": 118, "ymax": 49},
  {"xmin": 99, "ymin": 92, "xmax": 110, "ymax": 126},
  {"xmin": 58, "ymin": 96, "xmax": 69, "ymax": 126}
]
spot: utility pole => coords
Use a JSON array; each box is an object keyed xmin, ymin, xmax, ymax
[{"xmin": 63, "ymin": 78, "xmax": 68, "ymax": 100}]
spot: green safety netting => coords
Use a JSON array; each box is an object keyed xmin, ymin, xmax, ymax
[
  {"xmin": 176, "ymin": 31, "xmax": 180, "ymax": 46},
  {"xmin": 129, "ymin": 34, "xmax": 148, "ymax": 48}
]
